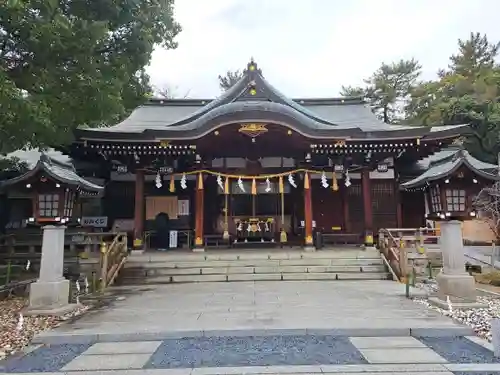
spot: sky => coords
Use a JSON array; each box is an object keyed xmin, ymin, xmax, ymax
[{"xmin": 147, "ymin": 0, "xmax": 500, "ymax": 99}]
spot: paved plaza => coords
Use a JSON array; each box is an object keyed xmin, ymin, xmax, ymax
[{"xmin": 1, "ymin": 280, "xmax": 499, "ymax": 374}]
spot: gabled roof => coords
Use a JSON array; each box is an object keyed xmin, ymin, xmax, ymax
[
  {"xmin": 6, "ymin": 148, "xmax": 71, "ymax": 168},
  {"xmin": 401, "ymin": 148, "xmax": 499, "ymax": 189},
  {"xmin": 1, "ymin": 154, "xmax": 103, "ymax": 192},
  {"xmin": 75, "ymin": 59, "xmax": 469, "ymax": 141}
]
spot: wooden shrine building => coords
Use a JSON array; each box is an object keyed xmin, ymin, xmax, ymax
[{"xmin": 2, "ymin": 59, "xmax": 497, "ymax": 250}]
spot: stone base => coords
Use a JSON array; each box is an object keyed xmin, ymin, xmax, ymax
[
  {"xmin": 192, "ymin": 247, "xmax": 205, "ymax": 253},
  {"xmin": 28, "ymin": 279, "xmax": 70, "ymax": 313},
  {"xmin": 428, "ymin": 296, "xmax": 487, "ymax": 310},
  {"xmin": 436, "ymin": 272, "xmax": 477, "ymax": 303},
  {"xmin": 304, "ymin": 245, "xmax": 316, "ymax": 252},
  {"xmin": 23, "ymin": 303, "xmax": 81, "ymax": 317},
  {"xmin": 130, "ymin": 249, "xmax": 145, "ymax": 255},
  {"xmin": 364, "ymin": 246, "xmax": 377, "ymax": 251}
]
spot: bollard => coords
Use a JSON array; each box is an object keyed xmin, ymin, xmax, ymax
[
  {"xmin": 427, "ymin": 261, "xmax": 433, "ymax": 279},
  {"xmin": 405, "ymin": 273, "xmax": 411, "ymax": 298},
  {"xmin": 5, "ymin": 260, "xmax": 12, "ymax": 284},
  {"xmin": 492, "ymin": 318, "xmax": 500, "ymax": 357}
]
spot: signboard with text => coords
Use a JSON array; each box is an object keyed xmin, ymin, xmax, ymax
[{"xmin": 81, "ymin": 216, "xmax": 108, "ymax": 228}]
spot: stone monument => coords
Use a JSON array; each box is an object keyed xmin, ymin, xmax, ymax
[
  {"xmin": 428, "ymin": 220, "xmax": 484, "ymax": 309},
  {"xmin": 25, "ymin": 225, "xmax": 79, "ymax": 315}
]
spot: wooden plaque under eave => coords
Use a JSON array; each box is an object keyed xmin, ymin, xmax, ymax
[{"xmin": 145, "ymin": 196, "xmax": 178, "ymax": 220}]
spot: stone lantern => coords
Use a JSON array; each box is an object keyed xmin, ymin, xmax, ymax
[
  {"xmin": 401, "ymin": 148, "xmax": 499, "ymax": 309},
  {"xmin": 1, "ymin": 154, "xmax": 103, "ymax": 314}
]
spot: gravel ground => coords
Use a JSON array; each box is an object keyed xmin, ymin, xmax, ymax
[
  {"xmin": 0, "ymin": 297, "xmax": 89, "ymax": 361},
  {"xmin": 146, "ymin": 335, "xmax": 367, "ymax": 368},
  {"xmin": 414, "ymin": 281, "xmax": 500, "ymax": 342}
]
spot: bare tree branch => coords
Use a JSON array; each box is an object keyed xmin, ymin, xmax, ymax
[{"xmin": 474, "ymin": 181, "xmax": 500, "ymax": 240}]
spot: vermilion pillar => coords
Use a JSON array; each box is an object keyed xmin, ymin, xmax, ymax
[
  {"xmin": 133, "ymin": 169, "xmax": 145, "ymax": 248},
  {"xmin": 303, "ymin": 172, "xmax": 315, "ymax": 250},
  {"xmin": 361, "ymin": 168, "xmax": 374, "ymax": 246},
  {"xmin": 194, "ymin": 173, "xmax": 204, "ymax": 251}
]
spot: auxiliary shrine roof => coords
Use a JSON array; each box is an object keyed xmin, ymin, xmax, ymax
[
  {"xmin": 75, "ymin": 59, "xmax": 468, "ymax": 142},
  {"xmin": 1, "ymin": 154, "xmax": 103, "ymax": 193},
  {"xmin": 401, "ymin": 147, "xmax": 499, "ymax": 189}
]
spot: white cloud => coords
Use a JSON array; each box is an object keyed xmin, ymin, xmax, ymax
[{"xmin": 147, "ymin": 0, "xmax": 500, "ymax": 98}]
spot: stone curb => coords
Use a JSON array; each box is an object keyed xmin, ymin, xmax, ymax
[{"xmin": 31, "ymin": 326, "xmax": 474, "ymax": 345}]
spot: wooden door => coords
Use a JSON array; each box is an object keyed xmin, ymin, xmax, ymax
[{"xmin": 312, "ymin": 180, "xmax": 343, "ymax": 233}]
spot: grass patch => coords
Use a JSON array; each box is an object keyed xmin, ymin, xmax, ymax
[{"xmin": 474, "ymin": 270, "xmax": 500, "ymax": 286}]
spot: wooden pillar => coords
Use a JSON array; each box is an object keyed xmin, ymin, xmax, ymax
[
  {"xmin": 133, "ymin": 169, "xmax": 145, "ymax": 248},
  {"xmin": 194, "ymin": 173, "xmax": 204, "ymax": 251},
  {"xmin": 303, "ymin": 172, "xmax": 315, "ymax": 250},
  {"xmin": 395, "ymin": 183, "xmax": 403, "ymax": 228},
  {"xmin": 361, "ymin": 168, "xmax": 374, "ymax": 246}
]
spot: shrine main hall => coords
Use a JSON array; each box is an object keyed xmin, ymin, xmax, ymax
[{"xmin": 6, "ymin": 59, "xmax": 498, "ymax": 251}]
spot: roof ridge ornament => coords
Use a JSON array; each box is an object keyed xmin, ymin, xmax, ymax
[{"xmin": 246, "ymin": 58, "xmax": 262, "ymax": 76}]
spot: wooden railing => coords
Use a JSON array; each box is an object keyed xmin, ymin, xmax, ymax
[
  {"xmin": 378, "ymin": 227, "xmax": 438, "ymax": 282},
  {"xmin": 99, "ymin": 232, "xmax": 128, "ymax": 291}
]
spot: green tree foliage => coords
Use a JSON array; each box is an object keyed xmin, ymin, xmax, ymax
[
  {"xmin": 218, "ymin": 69, "xmax": 244, "ymax": 91},
  {"xmin": 407, "ymin": 33, "xmax": 500, "ymax": 163},
  {"xmin": 340, "ymin": 59, "xmax": 421, "ymax": 124},
  {"xmin": 0, "ymin": 0, "xmax": 181, "ymax": 154},
  {"xmin": 341, "ymin": 59, "xmax": 421, "ymax": 123}
]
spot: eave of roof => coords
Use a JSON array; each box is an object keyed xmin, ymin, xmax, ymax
[
  {"xmin": 401, "ymin": 149, "xmax": 499, "ymax": 189},
  {"xmin": 1, "ymin": 154, "xmax": 103, "ymax": 192}
]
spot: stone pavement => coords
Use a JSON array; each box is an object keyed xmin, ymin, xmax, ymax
[
  {"xmin": 33, "ymin": 280, "xmax": 470, "ymax": 343},
  {"xmin": 1, "ymin": 280, "xmax": 499, "ymax": 374}
]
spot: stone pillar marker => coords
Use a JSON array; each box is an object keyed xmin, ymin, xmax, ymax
[
  {"xmin": 429, "ymin": 220, "xmax": 484, "ymax": 309},
  {"xmin": 25, "ymin": 225, "xmax": 78, "ymax": 315}
]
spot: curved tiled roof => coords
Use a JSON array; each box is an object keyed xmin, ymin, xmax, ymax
[
  {"xmin": 401, "ymin": 148, "xmax": 499, "ymax": 189},
  {"xmin": 1, "ymin": 154, "xmax": 103, "ymax": 193},
  {"xmin": 75, "ymin": 59, "xmax": 469, "ymax": 141}
]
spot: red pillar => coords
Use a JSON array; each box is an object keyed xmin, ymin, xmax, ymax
[
  {"xmin": 304, "ymin": 172, "xmax": 314, "ymax": 248},
  {"xmin": 133, "ymin": 169, "xmax": 145, "ymax": 247},
  {"xmin": 194, "ymin": 173, "xmax": 204, "ymax": 250},
  {"xmin": 361, "ymin": 168, "xmax": 374, "ymax": 246}
]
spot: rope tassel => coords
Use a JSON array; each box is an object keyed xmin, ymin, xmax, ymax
[
  {"xmin": 169, "ymin": 175, "xmax": 175, "ymax": 193},
  {"xmin": 251, "ymin": 178, "xmax": 257, "ymax": 195},
  {"xmin": 197, "ymin": 173, "xmax": 204, "ymax": 190},
  {"xmin": 332, "ymin": 171, "xmax": 338, "ymax": 191}
]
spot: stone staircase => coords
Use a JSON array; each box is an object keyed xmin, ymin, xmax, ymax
[{"xmin": 117, "ymin": 248, "xmax": 390, "ymax": 285}]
